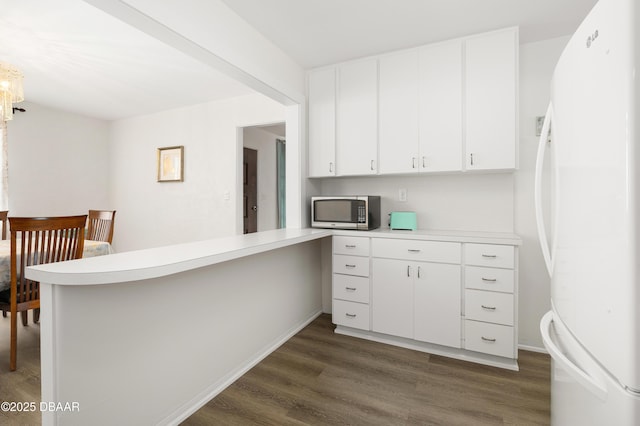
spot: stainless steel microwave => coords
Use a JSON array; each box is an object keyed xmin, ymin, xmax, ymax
[{"xmin": 311, "ymin": 196, "xmax": 381, "ymax": 230}]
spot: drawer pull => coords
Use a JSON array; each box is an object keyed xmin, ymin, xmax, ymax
[
  {"xmin": 408, "ymin": 249, "xmax": 421, "ymax": 253},
  {"xmin": 345, "ymin": 264, "xmax": 356, "ymax": 268},
  {"xmin": 481, "ymin": 305, "xmax": 497, "ymax": 310},
  {"xmin": 481, "ymin": 277, "xmax": 497, "ymax": 282},
  {"xmin": 481, "ymin": 336, "xmax": 496, "ymax": 343},
  {"xmin": 345, "ymin": 244, "xmax": 356, "ymax": 248},
  {"xmin": 345, "ymin": 313, "xmax": 357, "ymax": 318},
  {"xmin": 481, "ymin": 254, "xmax": 497, "ymax": 258},
  {"xmin": 345, "ymin": 287, "xmax": 357, "ymax": 291}
]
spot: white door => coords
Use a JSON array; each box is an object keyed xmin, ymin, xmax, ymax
[
  {"xmin": 465, "ymin": 29, "xmax": 517, "ymax": 170},
  {"xmin": 372, "ymin": 258, "xmax": 413, "ymax": 339},
  {"xmin": 419, "ymin": 40, "xmax": 463, "ymax": 172},
  {"xmin": 414, "ymin": 262, "xmax": 461, "ymax": 348},
  {"xmin": 336, "ymin": 58, "xmax": 378, "ymax": 175},
  {"xmin": 308, "ymin": 67, "xmax": 336, "ymax": 177},
  {"xmin": 378, "ymin": 50, "xmax": 420, "ymax": 174}
]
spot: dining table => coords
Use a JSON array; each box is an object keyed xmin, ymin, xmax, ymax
[{"xmin": 0, "ymin": 239, "xmax": 113, "ymax": 292}]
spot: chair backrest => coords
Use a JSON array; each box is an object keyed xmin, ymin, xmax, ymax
[
  {"xmin": 0, "ymin": 210, "xmax": 7, "ymax": 240},
  {"xmin": 9, "ymin": 215, "xmax": 87, "ymax": 308},
  {"xmin": 87, "ymin": 210, "xmax": 116, "ymax": 243}
]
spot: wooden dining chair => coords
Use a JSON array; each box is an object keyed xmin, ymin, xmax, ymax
[
  {"xmin": 87, "ymin": 210, "xmax": 116, "ymax": 244},
  {"xmin": 0, "ymin": 215, "xmax": 87, "ymax": 371},
  {"xmin": 0, "ymin": 210, "xmax": 7, "ymax": 240}
]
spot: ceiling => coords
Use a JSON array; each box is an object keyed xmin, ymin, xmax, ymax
[
  {"xmin": 222, "ymin": 0, "xmax": 599, "ymax": 69},
  {"xmin": 1, "ymin": 0, "xmax": 598, "ymax": 121}
]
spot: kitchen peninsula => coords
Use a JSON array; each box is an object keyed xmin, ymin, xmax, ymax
[{"xmin": 28, "ymin": 227, "xmax": 520, "ymax": 425}]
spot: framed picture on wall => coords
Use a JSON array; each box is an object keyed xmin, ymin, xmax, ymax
[{"xmin": 157, "ymin": 146, "xmax": 184, "ymax": 182}]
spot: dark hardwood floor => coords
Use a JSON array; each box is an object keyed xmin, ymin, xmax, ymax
[
  {"xmin": 183, "ymin": 314, "xmax": 550, "ymax": 425},
  {"xmin": 0, "ymin": 313, "xmax": 550, "ymax": 425}
]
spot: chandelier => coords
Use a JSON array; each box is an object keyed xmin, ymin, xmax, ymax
[{"xmin": 0, "ymin": 62, "xmax": 24, "ymax": 122}]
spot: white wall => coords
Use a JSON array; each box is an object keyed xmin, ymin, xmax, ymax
[
  {"xmin": 6, "ymin": 101, "xmax": 110, "ymax": 217},
  {"xmin": 320, "ymin": 173, "xmax": 514, "ymax": 232},
  {"xmin": 515, "ymin": 36, "xmax": 569, "ymax": 349},
  {"xmin": 108, "ymin": 93, "xmax": 285, "ymax": 252},
  {"xmin": 243, "ymin": 127, "xmax": 281, "ymax": 232}
]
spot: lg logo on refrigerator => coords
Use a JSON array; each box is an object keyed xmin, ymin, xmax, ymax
[{"xmin": 586, "ymin": 29, "xmax": 599, "ymax": 48}]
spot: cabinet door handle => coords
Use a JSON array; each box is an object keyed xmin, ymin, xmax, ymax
[
  {"xmin": 417, "ymin": 266, "xmax": 421, "ymax": 279},
  {"xmin": 407, "ymin": 265, "xmax": 411, "ymax": 277},
  {"xmin": 412, "ymin": 157, "xmax": 417, "ymax": 168},
  {"xmin": 470, "ymin": 153, "xmax": 474, "ymax": 166},
  {"xmin": 345, "ymin": 313, "xmax": 357, "ymax": 318},
  {"xmin": 481, "ymin": 254, "xmax": 497, "ymax": 258},
  {"xmin": 329, "ymin": 162, "xmax": 334, "ymax": 173},
  {"xmin": 481, "ymin": 277, "xmax": 497, "ymax": 282},
  {"xmin": 481, "ymin": 305, "xmax": 497, "ymax": 310},
  {"xmin": 408, "ymin": 249, "xmax": 421, "ymax": 253},
  {"xmin": 345, "ymin": 244, "xmax": 356, "ymax": 248},
  {"xmin": 345, "ymin": 264, "xmax": 356, "ymax": 268},
  {"xmin": 422, "ymin": 156, "xmax": 426, "ymax": 168},
  {"xmin": 481, "ymin": 336, "xmax": 496, "ymax": 342},
  {"xmin": 370, "ymin": 160, "xmax": 375, "ymax": 171},
  {"xmin": 345, "ymin": 287, "xmax": 357, "ymax": 291}
]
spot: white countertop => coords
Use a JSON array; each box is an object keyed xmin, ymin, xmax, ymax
[
  {"xmin": 26, "ymin": 228, "xmax": 332, "ymax": 286},
  {"xmin": 26, "ymin": 227, "xmax": 520, "ymax": 286},
  {"xmin": 333, "ymin": 228, "xmax": 522, "ymax": 245}
]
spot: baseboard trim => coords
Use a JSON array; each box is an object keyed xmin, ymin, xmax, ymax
[
  {"xmin": 518, "ymin": 344, "xmax": 547, "ymax": 354},
  {"xmin": 162, "ymin": 309, "xmax": 323, "ymax": 426}
]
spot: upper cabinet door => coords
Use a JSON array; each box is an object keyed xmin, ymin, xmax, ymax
[
  {"xmin": 336, "ymin": 59, "xmax": 378, "ymax": 176},
  {"xmin": 465, "ymin": 29, "xmax": 518, "ymax": 171},
  {"xmin": 378, "ymin": 50, "xmax": 420, "ymax": 174},
  {"xmin": 419, "ymin": 40, "xmax": 463, "ymax": 172},
  {"xmin": 308, "ymin": 67, "xmax": 336, "ymax": 177}
]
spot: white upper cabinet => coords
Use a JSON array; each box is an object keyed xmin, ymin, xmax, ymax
[
  {"xmin": 378, "ymin": 50, "xmax": 420, "ymax": 174},
  {"xmin": 308, "ymin": 67, "xmax": 336, "ymax": 177},
  {"xmin": 307, "ymin": 27, "xmax": 518, "ymax": 177},
  {"xmin": 465, "ymin": 28, "xmax": 518, "ymax": 171},
  {"xmin": 419, "ymin": 40, "xmax": 463, "ymax": 172},
  {"xmin": 336, "ymin": 58, "xmax": 378, "ymax": 176}
]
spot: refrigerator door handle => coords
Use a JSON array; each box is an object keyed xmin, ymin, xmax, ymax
[
  {"xmin": 534, "ymin": 103, "xmax": 554, "ymax": 276},
  {"xmin": 540, "ymin": 311, "xmax": 608, "ymax": 401}
]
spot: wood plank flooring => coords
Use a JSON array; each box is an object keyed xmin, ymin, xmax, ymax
[
  {"xmin": 0, "ymin": 313, "xmax": 550, "ymax": 425},
  {"xmin": 183, "ymin": 314, "xmax": 550, "ymax": 425}
]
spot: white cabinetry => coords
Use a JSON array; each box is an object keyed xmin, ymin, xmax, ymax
[
  {"xmin": 336, "ymin": 59, "xmax": 378, "ymax": 175},
  {"xmin": 371, "ymin": 239, "xmax": 462, "ymax": 347},
  {"xmin": 463, "ymin": 243, "xmax": 517, "ymax": 358},
  {"xmin": 332, "ymin": 236, "xmax": 370, "ymax": 330},
  {"xmin": 331, "ymin": 231, "xmax": 521, "ymax": 370},
  {"xmin": 308, "ymin": 67, "xmax": 336, "ymax": 177},
  {"xmin": 465, "ymin": 28, "xmax": 518, "ymax": 170},
  {"xmin": 378, "ymin": 50, "xmax": 420, "ymax": 174},
  {"xmin": 419, "ymin": 40, "xmax": 463, "ymax": 172}
]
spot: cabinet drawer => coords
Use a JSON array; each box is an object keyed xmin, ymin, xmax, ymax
[
  {"xmin": 333, "ymin": 236, "xmax": 370, "ymax": 256},
  {"xmin": 465, "ymin": 266, "xmax": 514, "ymax": 293},
  {"xmin": 465, "ymin": 320, "xmax": 515, "ymax": 358},
  {"xmin": 333, "ymin": 274, "xmax": 370, "ymax": 303},
  {"xmin": 465, "ymin": 289, "xmax": 514, "ymax": 326},
  {"xmin": 333, "ymin": 255, "xmax": 370, "ymax": 277},
  {"xmin": 372, "ymin": 238, "xmax": 461, "ymax": 264},
  {"xmin": 465, "ymin": 243, "xmax": 514, "ymax": 269},
  {"xmin": 333, "ymin": 299, "xmax": 370, "ymax": 330}
]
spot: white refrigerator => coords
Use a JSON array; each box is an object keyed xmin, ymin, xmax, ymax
[{"xmin": 535, "ymin": 0, "xmax": 640, "ymax": 424}]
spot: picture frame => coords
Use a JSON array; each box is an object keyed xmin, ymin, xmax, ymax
[{"xmin": 157, "ymin": 146, "xmax": 184, "ymax": 182}]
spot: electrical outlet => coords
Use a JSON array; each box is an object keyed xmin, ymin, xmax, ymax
[{"xmin": 398, "ymin": 188, "xmax": 407, "ymax": 202}]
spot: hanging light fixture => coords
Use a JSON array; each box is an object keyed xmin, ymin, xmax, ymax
[{"xmin": 0, "ymin": 62, "xmax": 24, "ymax": 122}]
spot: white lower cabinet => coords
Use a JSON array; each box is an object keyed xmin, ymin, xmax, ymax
[{"xmin": 332, "ymin": 233, "xmax": 519, "ymax": 370}]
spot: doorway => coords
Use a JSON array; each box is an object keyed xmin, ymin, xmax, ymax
[{"xmin": 241, "ymin": 123, "xmax": 286, "ymax": 233}]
